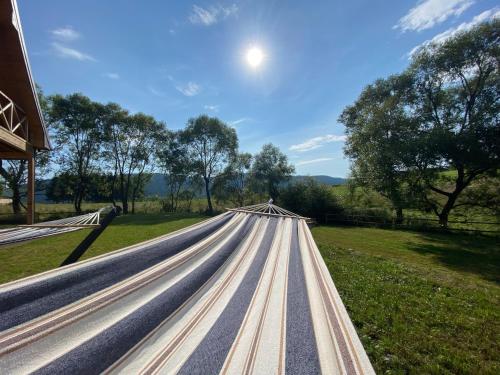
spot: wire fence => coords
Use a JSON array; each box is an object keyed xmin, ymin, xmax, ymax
[{"xmin": 324, "ymin": 213, "xmax": 500, "ymax": 234}]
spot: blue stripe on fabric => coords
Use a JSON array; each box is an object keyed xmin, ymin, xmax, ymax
[
  {"xmin": 177, "ymin": 217, "xmax": 279, "ymax": 375},
  {"xmin": 285, "ymin": 219, "xmax": 321, "ymax": 374},
  {"xmin": 0, "ymin": 213, "xmax": 233, "ymax": 331},
  {"xmin": 33, "ymin": 215, "xmax": 256, "ymax": 375}
]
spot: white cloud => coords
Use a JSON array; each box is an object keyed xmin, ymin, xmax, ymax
[
  {"xmin": 103, "ymin": 72, "xmax": 120, "ymax": 80},
  {"xmin": 204, "ymin": 104, "xmax": 219, "ymax": 112},
  {"xmin": 189, "ymin": 4, "xmax": 238, "ymax": 26},
  {"xmin": 51, "ymin": 26, "xmax": 80, "ymax": 41},
  {"xmin": 409, "ymin": 8, "xmax": 500, "ymax": 56},
  {"xmin": 290, "ymin": 134, "xmax": 346, "ymax": 152},
  {"xmin": 148, "ymin": 85, "xmax": 166, "ymax": 97},
  {"xmin": 52, "ymin": 42, "xmax": 95, "ymax": 61},
  {"xmin": 229, "ymin": 118, "xmax": 250, "ymax": 126},
  {"xmin": 176, "ymin": 81, "xmax": 201, "ymax": 96},
  {"xmin": 296, "ymin": 158, "xmax": 333, "ymax": 166},
  {"xmin": 395, "ymin": 0, "xmax": 474, "ymax": 32}
]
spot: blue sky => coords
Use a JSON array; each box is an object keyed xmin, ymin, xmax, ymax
[{"xmin": 18, "ymin": 0, "xmax": 499, "ymax": 177}]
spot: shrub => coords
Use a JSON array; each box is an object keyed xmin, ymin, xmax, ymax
[{"xmin": 278, "ymin": 178, "xmax": 343, "ymax": 222}]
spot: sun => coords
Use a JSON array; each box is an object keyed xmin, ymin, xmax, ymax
[{"xmin": 246, "ymin": 46, "xmax": 264, "ymax": 68}]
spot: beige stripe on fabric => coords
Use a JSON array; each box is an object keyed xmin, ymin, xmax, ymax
[
  {"xmin": 0, "ymin": 213, "xmax": 244, "ymax": 354},
  {"xmin": 221, "ymin": 218, "xmax": 292, "ymax": 375},
  {"xmin": 0, "ymin": 214, "xmax": 248, "ymax": 374},
  {"xmin": 299, "ymin": 220, "xmax": 375, "ymax": 375},
  {"xmin": 108, "ymin": 217, "xmax": 269, "ymax": 374},
  {"xmin": 0, "ymin": 213, "xmax": 230, "ymax": 293}
]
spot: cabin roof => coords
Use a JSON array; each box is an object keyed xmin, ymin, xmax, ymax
[{"xmin": 0, "ymin": 0, "xmax": 50, "ymax": 151}]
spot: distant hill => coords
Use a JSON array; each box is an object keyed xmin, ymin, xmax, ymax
[
  {"xmin": 144, "ymin": 174, "xmax": 346, "ymax": 197},
  {"xmin": 291, "ymin": 175, "xmax": 346, "ymax": 186},
  {"xmin": 5, "ymin": 174, "xmax": 346, "ymax": 203}
]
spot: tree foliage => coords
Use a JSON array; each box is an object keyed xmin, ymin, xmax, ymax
[
  {"xmin": 103, "ymin": 105, "xmax": 166, "ymax": 214},
  {"xmin": 48, "ymin": 93, "xmax": 105, "ymax": 212},
  {"xmin": 340, "ymin": 19, "xmax": 500, "ymax": 226},
  {"xmin": 279, "ymin": 178, "xmax": 343, "ymax": 222},
  {"xmin": 251, "ymin": 143, "xmax": 295, "ymax": 200},
  {"xmin": 181, "ymin": 115, "xmax": 238, "ymax": 214},
  {"xmin": 213, "ymin": 152, "xmax": 253, "ymax": 207}
]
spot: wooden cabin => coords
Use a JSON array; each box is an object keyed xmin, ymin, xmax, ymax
[{"xmin": 0, "ymin": 0, "xmax": 50, "ymax": 224}]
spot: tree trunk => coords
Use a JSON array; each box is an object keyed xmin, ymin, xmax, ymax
[
  {"xmin": 76, "ymin": 194, "xmax": 83, "ymax": 213},
  {"xmin": 395, "ymin": 207, "xmax": 404, "ymax": 224},
  {"xmin": 204, "ymin": 177, "xmax": 213, "ymax": 214},
  {"xmin": 122, "ymin": 199, "xmax": 129, "ymax": 215},
  {"xmin": 11, "ymin": 185, "xmax": 21, "ymax": 214},
  {"xmin": 438, "ymin": 193, "xmax": 459, "ymax": 228}
]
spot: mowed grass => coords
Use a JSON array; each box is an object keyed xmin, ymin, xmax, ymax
[
  {"xmin": 312, "ymin": 226, "xmax": 500, "ymax": 374},
  {"xmin": 0, "ymin": 213, "xmax": 207, "ymax": 284}
]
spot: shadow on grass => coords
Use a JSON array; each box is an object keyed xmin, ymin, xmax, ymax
[
  {"xmin": 110, "ymin": 213, "xmax": 208, "ymax": 226},
  {"xmin": 406, "ymin": 232, "xmax": 500, "ymax": 285}
]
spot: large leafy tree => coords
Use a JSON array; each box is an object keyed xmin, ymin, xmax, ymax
[
  {"xmin": 48, "ymin": 93, "xmax": 105, "ymax": 212},
  {"xmin": 213, "ymin": 152, "xmax": 253, "ymax": 207},
  {"xmin": 408, "ymin": 19, "xmax": 499, "ymax": 226},
  {"xmin": 341, "ymin": 19, "xmax": 499, "ymax": 226},
  {"xmin": 181, "ymin": 115, "xmax": 238, "ymax": 214},
  {"xmin": 103, "ymin": 105, "xmax": 166, "ymax": 214},
  {"xmin": 157, "ymin": 131, "xmax": 198, "ymax": 212},
  {"xmin": 251, "ymin": 143, "xmax": 295, "ymax": 200},
  {"xmin": 340, "ymin": 74, "xmax": 418, "ymax": 222}
]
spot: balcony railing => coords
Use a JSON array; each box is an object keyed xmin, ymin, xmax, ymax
[{"xmin": 0, "ymin": 90, "xmax": 29, "ymax": 142}]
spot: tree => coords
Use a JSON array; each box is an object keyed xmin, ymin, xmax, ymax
[
  {"xmin": 339, "ymin": 74, "xmax": 417, "ymax": 223},
  {"xmin": 157, "ymin": 131, "xmax": 196, "ymax": 212},
  {"xmin": 213, "ymin": 152, "xmax": 252, "ymax": 207},
  {"xmin": 251, "ymin": 143, "xmax": 295, "ymax": 200},
  {"xmin": 181, "ymin": 115, "xmax": 238, "ymax": 214},
  {"xmin": 340, "ymin": 19, "xmax": 499, "ymax": 227},
  {"xmin": 103, "ymin": 105, "xmax": 166, "ymax": 214},
  {"xmin": 0, "ymin": 160, "xmax": 26, "ymax": 213},
  {"xmin": 49, "ymin": 93, "xmax": 105, "ymax": 212},
  {"xmin": 406, "ymin": 19, "xmax": 500, "ymax": 226},
  {"xmin": 279, "ymin": 178, "xmax": 343, "ymax": 222}
]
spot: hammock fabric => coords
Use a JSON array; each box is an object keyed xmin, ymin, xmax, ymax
[
  {"xmin": 0, "ymin": 209, "xmax": 103, "ymax": 246},
  {"xmin": 0, "ymin": 208, "xmax": 374, "ymax": 374}
]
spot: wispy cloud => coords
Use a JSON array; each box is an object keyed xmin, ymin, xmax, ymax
[
  {"xmin": 189, "ymin": 4, "xmax": 238, "ymax": 26},
  {"xmin": 148, "ymin": 85, "xmax": 166, "ymax": 97},
  {"xmin": 408, "ymin": 8, "xmax": 500, "ymax": 56},
  {"xmin": 176, "ymin": 81, "xmax": 201, "ymax": 96},
  {"xmin": 395, "ymin": 0, "xmax": 474, "ymax": 32},
  {"xmin": 51, "ymin": 26, "xmax": 81, "ymax": 41},
  {"xmin": 296, "ymin": 158, "xmax": 333, "ymax": 166},
  {"xmin": 204, "ymin": 104, "xmax": 219, "ymax": 112},
  {"xmin": 103, "ymin": 72, "xmax": 120, "ymax": 80},
  {"xmin": 229, "ymin": 118, "xmax": 250, "ymax": 126},
  {"xmin": 52, "ymin": 42, "xmax": 96, "ymax": 61},
  {"xmin": 290, "ymin": 134, "xmax": 346, "ymax": 152}
]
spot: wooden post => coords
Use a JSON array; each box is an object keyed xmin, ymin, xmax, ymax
[{"xmin": 27, "ymin": 155, "xmax": 34, "ymax": 225}]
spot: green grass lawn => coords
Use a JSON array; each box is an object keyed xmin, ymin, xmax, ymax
[
  {"xmin": 312, "ymin": 226, "xmax": 500, "ymax": 374},
  {"xmin": 0, "ymin": 213, "xmax": 207, "ymax": 284}
]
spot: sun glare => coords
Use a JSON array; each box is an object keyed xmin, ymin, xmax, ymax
[{"xmin": 246, "ymin": 46, "xmax": 264, "ymax": 68}]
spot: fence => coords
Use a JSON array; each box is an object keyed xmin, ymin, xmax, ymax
[{"xmin": 324, "ymin": 213, "xmax": 500, "ymax": 234}]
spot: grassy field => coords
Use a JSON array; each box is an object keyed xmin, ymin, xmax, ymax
[
  {"xmin": 0, "ymin": 213, "xmax": 498, "ymax": 373},
  {"xmin": 313, "ymin": 226, "xmax": 499, "ymax": 374}
]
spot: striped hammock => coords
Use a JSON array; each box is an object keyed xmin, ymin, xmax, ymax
[
  {"xmin": 0, "ymin": 209, "xmax": 103, "ymax": 246},
  {"xmin": 0, "ymin": 205, "xmax": 374, "ymax": 374}
]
